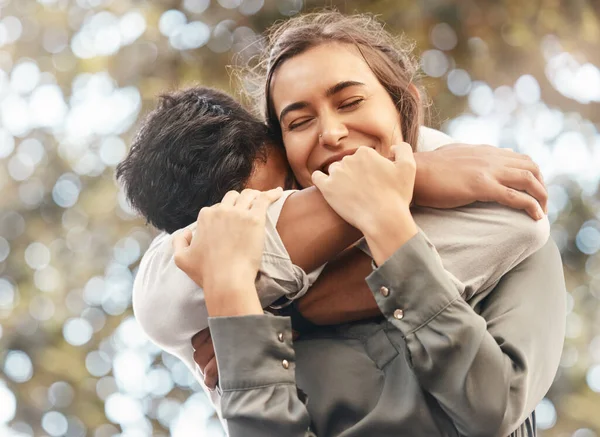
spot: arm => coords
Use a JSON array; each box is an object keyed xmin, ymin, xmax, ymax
[
  {"xmin": 309, "ymin": 143, "xmax": 565, "ymax": 435},
  {"xmin": 366, "ymin": 233, "xmax": 565, "ymax": 436},
  {"xmin": 173, "ymin": 189, "xmax": 316, "ymax": 437},
  {"xmin": 278, "ymin": 143, "xmax": 547, "ymax": 273},
  {"xmin": 297, "ymin": 203, "xmax": 550, "ymax": 325},
  {"xmin": 210, "ymin": 314, "xmax": 315, "ymax": 437}
]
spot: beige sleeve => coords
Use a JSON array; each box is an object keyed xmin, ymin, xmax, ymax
[
  {"xmin": 132, "ymin": 190, "xmax": 321, "ymax": 352},
  {"xmin": 412, "ymin": 203, "xmax": 550, "ymax": 299}
]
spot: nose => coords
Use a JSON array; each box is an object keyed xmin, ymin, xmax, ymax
[{"xmin": 318, "ymin": 111, "xmax": 348, "ymax": 148}]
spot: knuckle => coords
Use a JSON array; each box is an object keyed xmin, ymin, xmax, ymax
[
  {"xmin": 521, "ymin": 169, "xmax": 534, "ymax": 182},
  {"xmin": 505, "ymin": 187, "xmax": 519, "ymax": 201},
  {"xmin": 173, "ymin": 253, "xmax": 183, "ymax": 267},
  {"xmin": 329, "ymin": 161, "xmax": 341, "ymax": 172},
  {"xmin": 474, "ymin": 171, "xmax": 489, "ymax": 185}
]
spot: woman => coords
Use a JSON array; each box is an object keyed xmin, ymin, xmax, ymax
[{"xmin": 173, "ymin": 11, "xmax": 565, "ymax": 437}]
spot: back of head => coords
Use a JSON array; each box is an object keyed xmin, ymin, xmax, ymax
[
  {"xmin": 244, "ymin": 10, "xmax": 423, "ymax": 148},
  {"xmin": 116, "ymin": 87, "xmax": 270, "ymax": 234}
]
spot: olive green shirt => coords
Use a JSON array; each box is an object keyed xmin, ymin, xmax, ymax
[{"xmin": 210, "ymin": 236, "xmax": 565, "ymax": 437}]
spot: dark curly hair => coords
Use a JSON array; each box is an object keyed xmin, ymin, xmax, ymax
[{"xmin": 116, "ymin": 87, "xmax": 272, "ymax": 233}]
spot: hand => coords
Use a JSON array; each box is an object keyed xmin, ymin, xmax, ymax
[
  {"xmin": 413, "ymin": 144, "xmax": 547, "ymax": 220},
  {"xmin": 173, "ymin": 187, "xmax": 283, "ymax": 317},
  {"xmin": 191, "ymin": 328, "xmax": 218, "ymax": 390},
  {"xmin": 311, "ymin": 145, "xmax": 415, "ymax": 234},
  {"xmin": 311, "ymin": 145, "xmax": 418, "ymax": 264}
]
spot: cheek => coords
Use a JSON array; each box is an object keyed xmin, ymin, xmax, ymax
[{"xmin": 283, "ymin": 136, "xmax": 314, "ymax": 186}]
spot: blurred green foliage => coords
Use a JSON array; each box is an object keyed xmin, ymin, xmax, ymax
[{"xmin": 0, "ymin": 0, "xmax": 599, "ymax": 436}]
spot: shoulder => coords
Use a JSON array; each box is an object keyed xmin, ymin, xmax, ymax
[
  {"xmin": 417, "ymin": 126, "xmax": 454, "ymax": 152},
  {"xmin": 132, "ymin": 231, "xmax": 207, "ymax": 349},
  {"xmin": 468, "ymin": 202, "xmax": 550, "ymax": 250},
  {"xmin": 416, "ymin": 202, "xmax": 549, "ymax": 250}
]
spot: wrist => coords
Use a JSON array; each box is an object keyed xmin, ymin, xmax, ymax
[
  {"xmin": 204, "ymin": 270, "xmax": 263, "ymax": 317},
  {"xmin": 363, "ymin": 206, "xmax": 418, "ymax": 266}
]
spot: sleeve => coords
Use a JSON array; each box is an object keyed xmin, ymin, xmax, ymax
[
  {"xmin": 132, "ymin": 190, "xmax": 321, "ymax": 352},
  {"xmin": 367, "ymin": 126, "xmax": 551, "ymax": 300},
  {"xmin": 416, "ymin": 125, "xmax": 455, "ymax": 152},
  {"xmin": 209, "ymin": 314, "xmax": 316, "ymax": 437},
  {"xmin": 412, "ymin": 203, "xmax": 550, "ymax": 300},
  {"xmin": 366, "ymin": 233, "xmax": 565, "ymax": 437}
]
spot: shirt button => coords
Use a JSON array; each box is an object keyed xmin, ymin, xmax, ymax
[
  {"xmin": 379, "ymin": 286, "xmax": 390, "ymax": 297},
  {"xmin": 282, "ymin": 359, "xmax": 290, "ymax": 369},
  {"xmin": 277, "ymin": 332, "xmax": 284, "ymax": 342},
  {"xmin": 393, "ymin": 309, "xmax": 404, "ymax": 320}
]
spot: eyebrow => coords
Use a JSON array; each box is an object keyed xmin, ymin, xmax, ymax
[{"xmin": 278, "ymin": 80, "xmax": 366, "ymax": 122}]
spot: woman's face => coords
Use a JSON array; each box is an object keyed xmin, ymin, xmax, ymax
[{"xmin": 270, "ymin": 42, "xmax": 403, "ymax": 188}]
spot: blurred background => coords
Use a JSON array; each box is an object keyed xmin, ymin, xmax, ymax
[{"xmin": 0, "ymin": 0, "xmax": 599, "ymax": 436}]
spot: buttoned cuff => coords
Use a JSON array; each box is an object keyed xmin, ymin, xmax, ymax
[
  {"xmin": 366, "ymin": 232, "xmax": 462, "ymax": 336},
  {"xmin": 208, "ymin": 314, "xmax": 296, "ymax": 391}
]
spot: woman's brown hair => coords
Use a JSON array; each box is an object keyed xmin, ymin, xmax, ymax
[{"xmin": 242, "ymin": 11, "xmax": 425, "ymax": 149}]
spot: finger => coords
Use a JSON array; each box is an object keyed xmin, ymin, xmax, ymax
[
  {"xmin": 311, "ymin": 170, "xmax": 328, "ymax": 189},
  {"xmin": 499, "ymin": 159, "xmax": 547, "ymax": 211},
  {"xmin": 251, "ymin": 188, "xmax": 283, "ymax": 214},
  {"xmin": 264, "ymin": 187, "xmax": 284, "ymax": 202},
  {"xmin": 327, "ymin": 161, "xmax": 342, "ymax": 174},
  {"xmin": 191, "ymin": 328, "xmax": 211, "ymax": 350},
  {"xmin": 490, "ymin": 185, "xmax": 545, "ymax": 220},
  {"xmin": 235, "ymin": 189, "xmax": 261, "ymax": 209},
  {"xmin": 221, "ymin": 190, "xmax": 240, "ymax": 207},
  {"xmin": 502, "ymin": 157, "xmax": 543, "ymax": 181},
  {"xmin": 390, "ymin": 142, "xmax": 413, "ymax": 161},
  {"xmin": 192, "ymin": 334, "xmax": 215, "ymax": 371},
  {"xmin": 185, "ymin": 221, "xmax": 198, "ymax": 232},
  {"xmin": 203, "ymin": 357, "xmax": 219, "ymax": 390},
  {"xmin": 498, "ymin": 168, "xmax": 548, "ymax": 213},
  {"xmin": 172, "ymin": 228, "xmax": 193, "ymax": 253}
]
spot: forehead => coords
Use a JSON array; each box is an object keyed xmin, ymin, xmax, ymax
[{"xmin": 271, "ymin": 43, "xmax": 380, "ymax": 109}]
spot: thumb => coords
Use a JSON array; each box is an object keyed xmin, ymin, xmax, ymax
[
  {"xmin": 311, "ymin": 170, "xmax": 328, "ymax": 189},
  {"xmin": 172, "ymin": 228, "xmax": 193, "ymax": 253},
  {"xmin": 252, "ymin": 187, "xmax": 283, "ymax": 213},
  {"xmin": 264, "ymin": 186, "xmax": 284, "ymax": 202}
]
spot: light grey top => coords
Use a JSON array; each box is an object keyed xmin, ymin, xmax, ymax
[
  {"xmin": 210, "ymin": 234, "xmax": 565, "ymax": 437},
  {"xmin": 132, "ymin": 127, "xmax": 557, "ymax": 433}
]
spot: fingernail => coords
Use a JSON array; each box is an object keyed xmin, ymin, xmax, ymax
[{"xmin": 536, "ymin": 210, "xmax": 544, "ymax": 220}]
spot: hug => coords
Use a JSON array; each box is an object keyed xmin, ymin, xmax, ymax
[{"xmin": 117, "ymin": 11, "xmax": 566, "ymax": 437}]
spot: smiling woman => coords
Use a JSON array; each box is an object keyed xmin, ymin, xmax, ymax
[
  {"xmin": 255, "ymin": 14, "xmax": 422, "ymax": 186},
  {"xmin": 271, "ymin": 45, "xmax": 407, "ymax": 186}
]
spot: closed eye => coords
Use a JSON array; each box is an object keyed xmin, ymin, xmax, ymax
[
  {"xmin": 339, "ymin": 98, "xmax": 364, "ymax": 110},
  {"xmin": 288, "ymin": 117, "xmax": 313, "ymax": 131}
]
